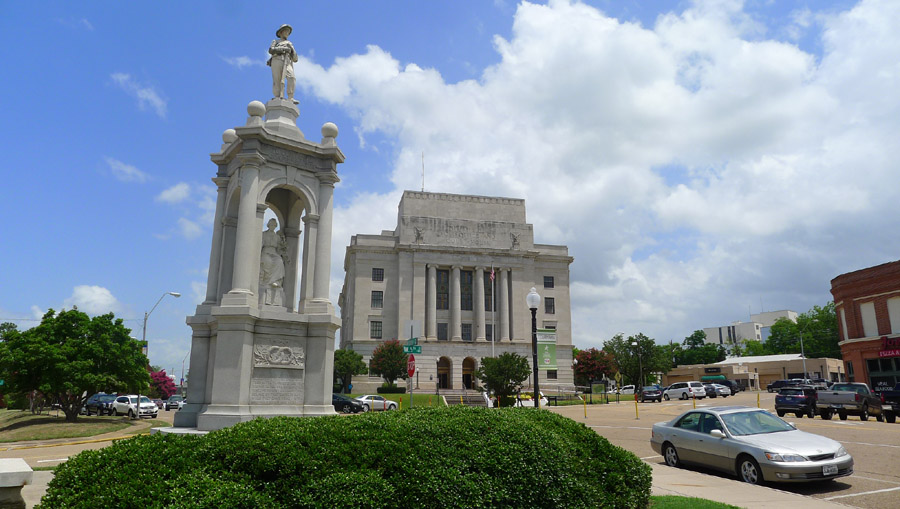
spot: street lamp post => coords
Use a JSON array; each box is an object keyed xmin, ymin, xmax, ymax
[
  {"xmin": 526, "ymin": 287, "xmax": 541, "ymax": 409},
  {"xmin": 631, "ymin": 341, "xmax": 643, "ymax": 388},
  {"xmin": 181, "ymin": 350, "xmax": 189, "ymax": 398},
  {"xmin": 138, "ymin": 291, "xmax": 180, "ymax": 419}
]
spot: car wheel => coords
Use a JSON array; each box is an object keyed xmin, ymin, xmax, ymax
[
  {"xmin": 663, "ymin": 443, "xmax": 680, "ymax": 467},
  {"xmin": 839, "ymin": 411, "xmax": 848, "ymax": 420},
  {"xmin": 738, "ymin": 456, "xmax": 763, "ymax": 485},
  {"xmin": 876, "ymin": 413, "xmax": 883, "ymax": 422},
  {"xmin": 680, "ymin": 393, "xmax": 687, "ymax": 400},
  {"xmin": 859, "ymin": 405, "xmax": 868, "ymax": 421},
  {"xmin": 795, "ymin": 412, "xmax": 803, "ymax": 418},
  {"xmin": 127, "ymin": 409, "xmax": 134, "ymax": 418},
  {"xmin": 886, "ymin": 413, "xmax": 896, "ymax": 424},
  {"xmin": 663, "ymin": 394, "xmax": 670, "ymax": 401},
  {"xmin": 821, "ymin": 410, "xmax": 832, "ymax": 420},
  {"xmin": 776, "ymin": 410, "xmax": 785, "ymax": 417},
  {"xmin": 807, "ymin": 407, "xmax": 815, "ymax": 419},
  {"xmin": 114, "ymin": 408, "xmax": 119, "ymax": 416},
  {"xmin": 390, "ymin": 404, "xmax": 397, "ymax": 411},
  {"xmin": 362, "ymin": 404, "xmax": 369, "ymax": 412},
  {"xmin": 342, "ymin": 404, "xmax": 351, "ymax": 414}
]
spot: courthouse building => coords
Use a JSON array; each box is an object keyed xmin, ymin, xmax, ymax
[
  {"xmin": 339, "ymin": 191, "xmax": 575, "ymax": 394},
  {"xmin": 831, "ymin": 259, "xmax": 900, "ymax": 392}
]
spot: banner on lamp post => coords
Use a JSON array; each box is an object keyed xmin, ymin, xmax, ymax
[{"xmin": 536, "ymin": 328, "xmax": 557, "ymax": 370}]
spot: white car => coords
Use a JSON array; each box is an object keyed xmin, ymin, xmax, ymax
[
  {"xmin": 354, "ymin": 395, "xmax": 398, "ymax": 412},
  {"xmin": 663, "ymin": 381, "xmax": 706, "ymax": 400},
  {"xmin": 619, "ymin": 385, "xmax": 635, "ymax": 395},
  {"xmin": 112, "ymin": 395, "xmax": 159, "ymax": 418}
]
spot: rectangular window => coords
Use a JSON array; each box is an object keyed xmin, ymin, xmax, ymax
[
  {"xmin": 485, "ymin": 324, "xmax": 493, "ymax": 342},
  {"xmin": 847, "ymin": 361, "xmax": 854, "ymax": 376},
  {"xmin": 461, "ymin": 323, "xmax": 473, "ymax": 341},
  {"xmin": 547, "ymin": 370, "xmax": 558, "ymax": 380},
  {"xmin": 484, "ymin": 272, "xmax": 494, "ymax": 311},
  {"xmin": 369, "ymin": 321, "xmax": 382, "ymax": 339},
  {"xmin": 371, "ymin": 291, "xmax": 383, "ymax": 309},
  {"xmin": 544, "ymin": 297, "xmax": 555, "ymax": 314},
  {"xmin": 437, "ymin": 323, "xmax": 449, "ymax": 341},
  {"xmin": 544, "ymin": 276, "xmax": 554, "ymax": 288},
  {"xmin": 436, "ymin": 269, "xmax": 449, "ymax": 310},
  {"xmin": 372, "ymin": 268, "xmax": 384, "ymax": 281},
  {"xmin": 460, "ymin": 270, "xmax": 473, "ymax": 311}
]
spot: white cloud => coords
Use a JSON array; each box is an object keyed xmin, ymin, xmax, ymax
[
  {"xmin": 177, "ymin": 218, "xmax": 203, "ymax": 240},
  {"xmin": 30, "ymin": 305, "xmax": 44, "ymax": 319},
  {"xmin": 191, "ymin": 281, "xmax": 206, "ymax": 304},
  {"xmin": 104, "ymin": 156, "xmax": 149, "ymax": 183},
  {"xmin": 299, "ymin": 0, "xmax": 900, "ymax": 349},
  {"xmin": 110, "ymin": 72, "xmax": 168, "ymax": 118},
  {"xmin": 64, "ymin": 285, "xmax": 123, "ymax": 315},
  {"xmin": 57, "ymin": 17, "xmax": 94, "ymax": 31},
  {"xmin": 222, "ymin": 56, "xmax": 265, "ymax": 69},
  {"xmin": 156, "ymin": 182, "xmax": 191, "ymax": 204}
]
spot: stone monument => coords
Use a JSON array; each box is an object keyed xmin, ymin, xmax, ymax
[{"xmin": 173, "ymin": 25, "xmax": 343, "ymax": 432}]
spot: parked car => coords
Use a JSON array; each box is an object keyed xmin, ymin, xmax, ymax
[
  {"xmin": 639, "ymin": 386, "xmax": 662, "ymax": 403},
  {"xmin": 880, "ymin": 382, "xmax": 900, "ymax": 423},
  {"xmin": 165, "ymin": 395, "xmax": 185, "ymax": 411},
  {"xmin": 663, "ymin": 381, "xmax": 706, "ymax": 400},
  {"xmin": 816, "ymin": 382, "xmax": 882, "ymax": 421},
  {"xmin": 767, "ymin": 379, "xmax": 801, "ymax": 393},
  {"xmin": 152, "ymin": 398, "xmax": 165, "ymax": 409},
  {"xmin": 332, "ymin": 394, "xmax": 364, "ymax": 413},
  {"xmin": 718, "ymin": 380, "xmax": 743, "ymax": 395},
  {"xmin": 112, "ymin": 395, "xmax": 159, "ymax": 418},
  {"xmin": 84, "ymin": 393, "xmax": 116, "ymax": 416},
  {"xmin": 355, "ymin": 394, "xmax": 398, "ymax": 412},
  {"xmin": 775, "ymin": 386, "xmax": 817, "ymax": 418},
  {"xmin": 702, "ymin": 383, "xmax": 729, "ymax": 398},
  {"xmin": 619, "ymin": 385, "xmax": 635, "ymax": 395},
  {"xmin": 650, "ymin": 406, "xmax": 853, "ymax": 484}
]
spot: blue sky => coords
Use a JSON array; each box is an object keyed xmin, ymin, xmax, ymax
[{"xmin": 2, "ymin": 0, "xmax": 897, "ymax": 375}]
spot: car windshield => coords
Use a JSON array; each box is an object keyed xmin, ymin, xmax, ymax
[
  {"xmin": 100, "ymin": 395, "xmax": 115, "ymax": 402},
  {"xmin": 642, "ymin": 386, "xmax": 657, "ymax": 391},
  {"xmin": 721, "ymin": 411, "xmax": 794, "ymax": 436},
  {"xmin": 830, "ymin": 383, "xmax": 859, "ymax": 392},
  {"xmin": 780, "ymin": 388, "xmax": 804, "ymax": 395},
  {"xmin": 140, "ymin": 396, "xmax": 151, "ymax": 403}
]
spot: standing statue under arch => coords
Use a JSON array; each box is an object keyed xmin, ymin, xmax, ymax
[{"xmin": 259, "ymin": 218, "xmax": 290, "ymax": 306}]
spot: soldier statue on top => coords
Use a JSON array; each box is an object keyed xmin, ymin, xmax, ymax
[{"xmin": 268, "ymin": 24, "xmax": 299, "ymax": 104}]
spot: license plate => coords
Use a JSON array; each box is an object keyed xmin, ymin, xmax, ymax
[
  {"xmin": 823, "ymin": 464, "xmax": 838, "ymax": 476},
  {"xmin": 830, "ymin": 404, "xmax": 842, "ymax": 409}
]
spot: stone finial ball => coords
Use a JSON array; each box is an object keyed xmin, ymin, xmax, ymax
[
  {"xmin": 222, "ymin": 129, "xmax": 238, "ymax": 144},
  {"xmin": 321, "ymin": 122, "xmax": 339, "ymax": 138},
  {"xmin": 248, "ymin": 101, "xmax": 266, "ymax": 117}
]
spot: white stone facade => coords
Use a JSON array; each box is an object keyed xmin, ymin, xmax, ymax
[
  {"xmin": 339, "ymin": 191, "xmax": 575, "ymax": 394},
  {"xmin": 703, "ymin": 310, "xmax": 799, "ymax": 351}
]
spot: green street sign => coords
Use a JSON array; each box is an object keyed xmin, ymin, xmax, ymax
[
  {"xmin": 403, "ymin": 345, "xmax": 422, "ymax": 354},
  {"xmin": 406, "ymin": 337, "xmax": 418, "ymax": 346}
]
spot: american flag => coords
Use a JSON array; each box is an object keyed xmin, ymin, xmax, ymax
[{"xmin": 490, "ymin": 267, "xmax": 495, "ymax": 281}]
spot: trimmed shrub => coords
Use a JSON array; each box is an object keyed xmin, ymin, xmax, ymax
[
  {"xmin": 40, "ymin": 406, "xmax": 650, "ymax": 508},
  {"xmin": 376, "ymin": 385, "xmax": 406, "ymax": 394}
]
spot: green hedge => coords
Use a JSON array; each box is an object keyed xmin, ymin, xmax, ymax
[{"xmin": 40, "ymin": 406, "xmax": 650, "ymax": 508}]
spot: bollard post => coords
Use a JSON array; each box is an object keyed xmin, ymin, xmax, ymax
[
  {"xmin": 757, "ymin": 392, "xmax": 760, "ymax": 408},
  {"xmin": 460, "ymin": 395, "xmax": 464, "ymax": 405},
  {"xmin": 634, "ymin": 394, "xmax": 640, "ymax": 420},
  {"xmin": 400, "ymin": 397, "xmax": 402, "ymax": 410},
  {"xmin": 692, "ymin": 392, "xmax": 697, "ymax": 409},
  {"xmin": 583, "ymin": 396, "xmax": 587, "ymax": 419}
]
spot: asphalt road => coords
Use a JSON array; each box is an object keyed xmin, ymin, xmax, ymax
[{"xmin": 548, "ymin": 391, "xmax": 900, "ymax": 509}]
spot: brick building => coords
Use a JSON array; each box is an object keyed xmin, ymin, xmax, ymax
[{"xmin": 831, "ymin": 259, "xmax": 900, "ymax": 393}]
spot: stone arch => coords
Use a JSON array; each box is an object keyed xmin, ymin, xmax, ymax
[
  {"xmin": 437, "ymin": 356, "xmax": 453, "ymax": 390},
  {"xmin": 462, "ymin": 357, "xmax": 477, "ymax": 390}
]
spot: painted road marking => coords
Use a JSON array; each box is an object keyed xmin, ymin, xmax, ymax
[
  {"xmin": 824, "ymin": 486, "xmax": 900, "ymax": 500},
  {"xmin": 588, "ymin": 425, "xmax": 652, "ymax": 431},
  {"xmin": 850, "ymin": 475, "xmax": 900, "ymax": 485},
  {"xmin": 841, "ymin": 440, "xmax": 900, "ymax": 449},
  {"xmin": 37, "ymin": 458, "xmax": 68, "ymax": 463}
]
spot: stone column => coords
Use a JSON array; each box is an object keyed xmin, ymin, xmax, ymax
[
  {"xmin": 426, "ymin": 264, "xmax": 437, "ymax": 340},
  {"xmin": 499, "ymin": 268, "xmax": 510, "ymax": 341},
  {"xmin": 222, "ymin": 155, "xmax": 263, "ymax": 307},
  {"xmin": 299, "ymin": 214, "xmax": 319, "ymax": 307},
  {"xmin": 283, "ymin": 226, "xmax": 301, "ymax": 311},
  {"xmin": 203, "ymin": 177, "xmax": 230, "ymax": 304},
  {"xmin": 451, "ymin": 265, "xmax": 461, "ymax": 340},
  {"xmin": 474, "ymin": 267, "xmax": 485, "ymax": 340},
  {"xmin": 313, "ymin": 175, "xmax": 338, "ymax": 302}
]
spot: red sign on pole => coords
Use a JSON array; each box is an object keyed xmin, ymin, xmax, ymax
[{"xmin": 407, "ymin": 354, "xmax": 416, "ymax": 378}]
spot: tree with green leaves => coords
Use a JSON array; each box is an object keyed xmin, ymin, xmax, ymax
[
  {"xmin": 333, "ymin": 348, "xmax": 368, "ymax": 393},
  {"xmin": 678, "ymin": 330, "xmax": 725, "ymax": 365},
  {"xmin": 572, "ymin": 348, "xmax": 614, "ymax": 387},
  {"xmin": 474, "ymin": 352, "xmax": 530, "ymax": 407},
  {"xmin": 368, "ymin": 339, "xmax": 408, "ymax": 387},
  {"xmin": 603, "ymin": 333, "xmax": 666, "ymax": 386},
  {"xmin": 0, "ymin": 309, "xmax": 148, "ymax": 422},
  {"xmin": 742, "ymin": 339, "xmax": 771, "ymax": 356},
  {"xmin": 766, "ymin": 303, "xmax": 840, "ymax": 359}
]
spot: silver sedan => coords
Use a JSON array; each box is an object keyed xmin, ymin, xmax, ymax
[{"xmin": 650, "ymin": 406, "xmax": 853, "ymax": 484}]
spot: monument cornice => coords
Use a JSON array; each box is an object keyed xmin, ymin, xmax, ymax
[
  {"xmin": 233, "ymin": 125, "xmax": 346, "ymax": 164},
  {"xmin": 402, "ymin": 190, "xmax": 524, "ymax": 206}
]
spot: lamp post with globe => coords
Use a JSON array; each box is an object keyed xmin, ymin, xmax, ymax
[{"xmin": 526, "ymin": 287, "xmax": 541, "ymax": 408}]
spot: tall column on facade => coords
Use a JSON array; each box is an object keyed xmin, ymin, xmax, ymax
[
  {"xmin": 426, "ymin": 264, "xmax": 437, "ymax": 340},
  {"xmin": 499, "ymin": 268, "xmax": 510, "ymax": 341},
  {"xmin": 282, "ymin": 227, "xmax": 301, "ymax": 311},
  {"xmin": 298, "ymin": 214, "xmax": 318, "ymax": 307},
  {"xmin": 223, "ymin": 154, "xmax": 263, "ymax": 306},
  {"xmin": 313, "ymin": 175, "xmax": 338, "ymax": 302},
  {"xmin": 451, "ymin": 265, "xmax": 462, "ymax": 340},
  {"xmin": 474, "ymin": 266, "xmax": 485, "ymax": 340},
  {"xmin": 203, "ymin": 177, "xmax": 230, "ymax": 304}
]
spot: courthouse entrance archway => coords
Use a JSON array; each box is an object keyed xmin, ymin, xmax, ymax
[{"xmin": 437, "ymin": 357, "xmax": 452, "ymax": 389}]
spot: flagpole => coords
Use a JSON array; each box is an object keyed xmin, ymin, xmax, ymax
[{"xmin": 491, "ymin": 263, "xmax": 495, "ymax": 358}]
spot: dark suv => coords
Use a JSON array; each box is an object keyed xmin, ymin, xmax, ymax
[
  {"xmin": 85, "ymin": 393, "xmax": 116, "ymax": 416},
  {"xmin": 332, "ymin": 394, "xmax": 364, "ymax": 413},
  {"xmin": 775, "ymin": 385, "xmax": 818, "ymax": 418},
  {"xmin": 767, "ymin": 379, "xmax": 800, "ymax": 393}
]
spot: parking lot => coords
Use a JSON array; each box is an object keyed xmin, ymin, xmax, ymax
[{"xmin": 549, "ymin": 390, "xmax": 900, "ymax": 509}]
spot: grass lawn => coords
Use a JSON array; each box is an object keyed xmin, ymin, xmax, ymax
[
  {"xmin": 0, "ymin": 409, "xmax": 132, "ymax": 443},
  {"xmin": 651, "ymin": 495, "xmax": 740, "ymax": 508}
]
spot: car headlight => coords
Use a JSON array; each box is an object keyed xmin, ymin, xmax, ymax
[
  {"xmin": 765, "ymin": 452, "xmax": 808, "ymax": 462},
  {"xmin": 835, "ymin": 446, "xmax": 848, "ymax": 458}
]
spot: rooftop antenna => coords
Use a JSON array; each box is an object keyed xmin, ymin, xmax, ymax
[{"xmin": 421, "ymin": 151, "xmax": 425, "ymax": 192}]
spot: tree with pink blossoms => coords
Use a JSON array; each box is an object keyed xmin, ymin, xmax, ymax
[{"xmin": 149, "ymin": 369, "xmax": 177, "ymax": 399}]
